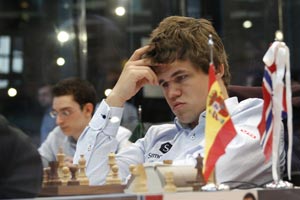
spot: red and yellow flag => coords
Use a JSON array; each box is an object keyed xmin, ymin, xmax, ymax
[{"xmin": 203, "ymin": 63, "xmax": 237, "ymax": 182}]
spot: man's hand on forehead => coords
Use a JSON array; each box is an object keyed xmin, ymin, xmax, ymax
[
  {"xmin": 150, "ymin": 63, "xmax": 168, "ymax": 74},
  {"xmin": 106, "ymin": 46, "xmax": 159, "ymax": 107},
  {"xmin": 129, "ymin": 45, "xmax": 153, "ymax": 61}
]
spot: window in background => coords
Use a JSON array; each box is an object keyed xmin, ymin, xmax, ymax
[{"xmin": 0, "ymin": 36, "xmax": 11, "ymax": 75}]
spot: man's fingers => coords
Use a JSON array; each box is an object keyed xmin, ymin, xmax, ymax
[
  {"xmin": 127, "ymin": 65, "xmax": 158, "ymax": 85},
  {"xmin": 129, "ymin": 45, "xmax": 151, "ymax": 61}
]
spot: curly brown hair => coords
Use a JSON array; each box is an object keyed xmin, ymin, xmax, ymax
[
  {"xmin": 144, "ymin": 16, "xmax": 231, "ymax": 86},
  {"xmin": 52, "ymin": 77, "xmax": 97, "ymax": 110}
]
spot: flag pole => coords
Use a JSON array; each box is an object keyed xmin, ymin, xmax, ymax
[
  {"xmin": 201, "ymin": 34, "xmax": 231, "ymax": 191},
  {"xmin": 260, "ymin": 1, "xmax": 293, "ymax": 186},
  {"xmin": 207, "ymin": 34, "xmax": 216, "ymax": 185},
  {"xmin": 208, "ymin": 34, "xmax": 214, "ymax": 66}
]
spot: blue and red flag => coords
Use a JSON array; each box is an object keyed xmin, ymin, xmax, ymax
[{"xmin": 257, "ymin": 41, "xmax": 293, "ymax": 181}]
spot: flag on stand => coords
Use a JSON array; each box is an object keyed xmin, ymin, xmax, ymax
[
  {"xmin": 203, "ymin": 63, "xmax": 237, "ymax": 182},
  {"xmin": 257, "ymin": 41, "xmax": 293, "ymax": 181}
]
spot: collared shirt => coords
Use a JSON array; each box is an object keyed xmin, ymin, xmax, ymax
[
  {"xmin": 74, "ymin": 97, "xmax": 285, "ymax": 186},
  {"xmin": 39, "ymin": 123, "xmax": 132, "ymax": 168}
]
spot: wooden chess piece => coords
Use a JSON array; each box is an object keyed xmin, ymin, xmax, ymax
[
  {"xmin": 163, "ymin": 160, "xmax": 173, "ymax": 165},
  {"xmin": 106, "ymin": 152, "xmax": 116, "ymax": 184},
  {"xmin": 126, "ymin": 164, "xmax": 136, "ymax": 186},
  {"xmin": 78, "ymin": 154, "xmax": 89, "ymax": 185},
  {"xmin": 61, "ymin": 166, "xmax": 70, "ymax": 186},
  {"xmin": 56, "ymin": 147, "xmax": 65, "ymax": 179},
  {"xmin": 42, "ymin": 167, "xmax": 50, "ymax": 187},
  {"xmin": 186, "ymin": 154, "xmax": 206, "ymax": 191},
  {"xmin": 163, "ymin": 171, "xmax": 177, "ymax": 192},
  {"xmin": 48, "ymin": 161, "xmax": 62, "ymax": 186},
  {"xmin": 67, "ymin": 165, "xmax": 80, "ymax": 186},
  {"xmin": 195, "ymin": 154, "xmax": 205, "ymax": 185},
  {"xmin": 132, "ymin": 164, "xmax": 147, "ymax": 193},
  {"xmin": 109, "ymin": 164, "xmax": 121, "ymax": 185}
]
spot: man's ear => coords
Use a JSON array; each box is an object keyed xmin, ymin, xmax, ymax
[
  {"xmin": 83, "ymin": 103, "xmax": 94, "ymax": 116},
  {"xmin": 215, "ymin": 64, "xmax": 225, "ymax": 79}
]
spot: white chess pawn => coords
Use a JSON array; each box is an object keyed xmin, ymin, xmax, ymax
[
  {"xmin": 106, "ymin": 152, "xmax": 116, "ymax": 185},
  {"xmin": 78, "ymin": 154, "xmax": 89, "ymax": 185},
  {"xmin": 110, "ymin": 165, "xmax": 121, "ymax": 185},
  {"xmin": 164, "ymin": 171, "xmax": 177, "ymax": 192},
  {"xmin": 132, "ymin": 164, "xmax": 148, "ymax": 193},
  {"xmin": 61, "ymin": 166, "xmax": 70, "ymax": 186}
]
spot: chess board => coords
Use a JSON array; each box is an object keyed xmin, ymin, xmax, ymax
[{"xmin": 39, "ymin": 184, "xmax": 126, "ymax": 196}]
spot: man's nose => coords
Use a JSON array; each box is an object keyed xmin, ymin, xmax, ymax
[
  {"xmin": 56, "ymin": 115, "xmax": 64, "ymax": 125},
  {"xmin": 166, "ymin": 84, "xmax": 181, "ymax": 99}
]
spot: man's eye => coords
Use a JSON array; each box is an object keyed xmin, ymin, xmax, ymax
[
  {"xmin": 161, "ymin": 82, "xmax": 169, "ymax": 88},
  {"xmin": 62, "ymin": 110, "xmax": 71, "ymax": 116},
  {"xmin": 175, "ymin": 75, "xmax": 188, "ymax": 82}
]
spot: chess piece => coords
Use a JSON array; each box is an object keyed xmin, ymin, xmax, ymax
[
  {"xmin": 163, "ymin": 171, "xmax": 177, "ymax": 192},
  {"xmin": 56, "ymin": 147, "xmax": 65, "ymax": 179},
  {"xmin": 61, "ymin": 166, "xmax": 70, "ymax": 186},
  {"xmin": 67, "ymin": 165, "xmax": 80, "ymax": 186},
  {"xmin": 132, "ymin": 164, "xmax": 147, "ymax": 193},
  {"xmin": 106, "ymin": 152, "xmax": 116, "ymax": 184},
  {"xmin": 78, "ymin": 154, "xmax": 89, "ymax": 185},
  {"xmin": 186, "ymin": 154, "xmax": 205, "ymax": 191},
  {"xmin": 48, "ymin": 161, "xmax": 62, "ymax": 186},
  {"xmin": 126, "ymin": 164, "xmax": 136, "ymax": 186},
  {"xmin": 163, "ymin": 160, "xmax": 173, "ymax": 165},
  {"xmin": 42, "ymin": 167, "xmax": 50, "ymax": 187},
  {"xmin": 109, "ymin": 165, "xmax": 121, "ymax": 185},
  {"xmin": 195, "ymin": 154, "xmax": 205, "ymax": 185}
]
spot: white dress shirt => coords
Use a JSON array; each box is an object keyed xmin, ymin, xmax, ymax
[{"xmin": 74, "ymin": 97, "xmax": 285, "ymax": 186}]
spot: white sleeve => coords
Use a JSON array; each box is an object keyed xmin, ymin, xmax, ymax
[
  {"xmin": 74, "ymin": 99, "xmax": 123, "ymax": 185},
  {"xmin": 38, "ymin": 127, "xmax": 61, "ymax": 167},
  {"xmin": 116, "ymin": 126, "xmax": 132, "ymax": 151}
]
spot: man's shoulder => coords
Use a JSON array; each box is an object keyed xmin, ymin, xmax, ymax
[
  {"xmin": 231, "ymin": 98, "xmax": 264, "ymax": 126},
  {"xmin": 46, "ymin": 126, "xmax": 67, "ymax": 140},
  {"xmin": 235, "ymin": 98, "xmax": 263, "ymax": 114},
  {"xmin": 145, "ymin": 123, "xmax": 177, "ymax": 138}
]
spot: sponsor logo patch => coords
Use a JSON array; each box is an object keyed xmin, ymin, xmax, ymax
[
  {"xmin": 159, "ymin": 142, "xmax": 173, "ymax": 154},
  {"xmin": 147, "ymin": 153, "xmax": 162, "ymax": 159}
]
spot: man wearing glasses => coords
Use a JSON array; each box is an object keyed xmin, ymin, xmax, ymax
[{"xmin": 38, "ymin": 77, "xmax": 132, "ymax": 167}]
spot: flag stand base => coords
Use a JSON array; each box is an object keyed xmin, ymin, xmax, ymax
[{"xmin": 265, "ymin": 179, "xmax": 293, "ymax": 189}]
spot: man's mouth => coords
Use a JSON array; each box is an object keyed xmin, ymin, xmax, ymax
[{"xmin": 173, "ymin": 102, "xmax": 185, "ymax": 111}]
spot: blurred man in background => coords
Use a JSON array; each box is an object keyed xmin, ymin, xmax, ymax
[{"xmin": 37, "ymin": 84, "xmax": 56, "ymax": 143}]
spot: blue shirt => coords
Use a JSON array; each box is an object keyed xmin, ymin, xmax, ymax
[{"xmin": 40, "ymin": 107, "xmax": 56, "ymax": 143}]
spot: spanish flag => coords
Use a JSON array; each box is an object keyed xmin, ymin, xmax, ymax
[{"xmin": 203, "ymin": 63, "xmax": 237, "ymax": 182}]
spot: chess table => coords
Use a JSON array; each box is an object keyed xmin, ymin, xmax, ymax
[
  {"xmin": 39, "ymin": 184, "xmax": 126, "ymax": 196},
  {"xmin": 34, "ymin": 187, "xmax": 300, "ymax": 200}
]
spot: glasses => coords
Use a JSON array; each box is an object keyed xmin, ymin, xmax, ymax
[{"xmin": 50, "ymin": 109, "xmax": 74, "ymax": 119}]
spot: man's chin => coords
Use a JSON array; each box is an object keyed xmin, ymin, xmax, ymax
[
  {"xmin": 62, "ymin": 130, "xmax": 71, "ymax": 136},
  {"xmin": 177, "ymin": 118, "xmax": 191, "ymax": 126}
]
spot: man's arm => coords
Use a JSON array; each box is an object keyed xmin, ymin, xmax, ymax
[
  {"xmin": 74, "ymin": 99, "xmax": 123, "ymax": 185},
  {"xmin": 38, "ymin": 126, "xmax": 62, "ymax": 167},
  {"xmin": 74, "ymin": 46, "xmax": 158, "ymax": 185}
]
